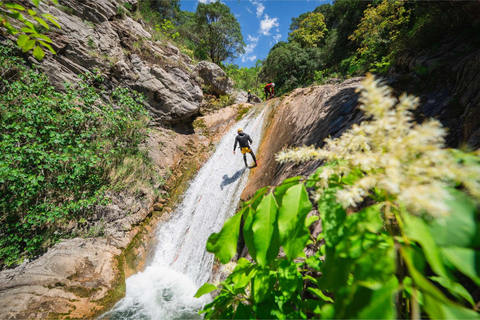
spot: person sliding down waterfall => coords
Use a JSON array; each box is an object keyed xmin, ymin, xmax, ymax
[
  {"xmin": 233, "ymin": 128, "xmax": 257, "ymax": 168},
  {"xmin": 264, "ymin": 82, "xmax": 275, "ymax": 100}
]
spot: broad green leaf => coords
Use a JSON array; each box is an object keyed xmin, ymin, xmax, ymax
[
  {"xmin": 33, "ymin": 16, "xmax": 49, "ymax": 30},
  {"xmin": 20, "ymin": 27, "xmax": 35, "ymax": 34},
  {"xmin": 234, "ymin": 303, "xmax": 253, "ymax": 319},
  {"xmin": 317, "ymin": 187, "xmax": 346, "ymax": 247},
  {"xmin": 403, "ymin": 213, "xmax": 449, "ymax": 278},
  {"xmin": 441, "ymin": 247, "xmax": 480, "ymax": 285},
  {"xmin": 351, "ymin": 277, "xmax": 398, "ymax": 319},
  {"xmin": 5, "ymin": 3, "xmax": 25, "ymax": 10},
  {"xmin": 243, "ymin": 207, "xmax": 257, "ymax": 261},
  {"xmin": 307, "ymin": 287, "xmax": 333, "ymax": 303},
  {"xmin": 278, "ymin": 184, "xmax": 312, "ymax": 260},
  {"xmin": 39, "ymin": 41, "xmax": 56, "ymax": 54},
  {"xmin": 274, "ymin": 176, "xmax": 301, "ymax": 207},
  {"xmin": 33, "ymin": 45, "xmax": 45, "ymax": 60},
  {"xmin": 16, "ymin": 34, "xmax": 30, "ymax": 46},
  {"xmin": 306, "ymin": 166, "xmax": 323, "ymax": 188},
  {"xmin": 32, "ymin": 33, "xmax": 52, "ymax": 42},
  {"xmin": 42, "ymin": 13, "xmax": 61, "ymax": 29},
  {"xmin": 423, "ymin": 294, "xmax": 480, "ymax": 319},
  {"xmin": 305, "ymin": 215, "xmax": 319, "ymax": 227},
  {"xmin": 31, "ymin": 0, "xmax": 40, "ymax": 7},
  {"xmin": 252, "ymin": 193, "xmax": 279, "ymax": 266},
  {"xmin": 252, "ymin": 267, "xmax": 270, "ymax": 304},
  {"xmin": 194, "ymin": 283, "xmax": 218, "ymax": 298},
  {"xmin": 22, "ymin": 39, "xmax": 36, "ymax": 52},
  {"xmin": 430, "ymin": 276, "xmax": 475, "ymax": 307},
  {"xmin": 428, "ymin": 189, "xmax": 480, "ymax": 248},
  {"xmin": 278, "ymin": 260, "xmax": 302, "ymax": 299},
  {"xmin": 206, "ymin": 210, "xmax": 243, "ymax": 264},
  {"xmin": 27, "ymin": 9, "xmax": 37, "ymax": 16}
]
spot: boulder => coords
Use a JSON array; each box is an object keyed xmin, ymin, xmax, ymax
[
  {"xmin": 195, "ymin": 61, "xmax": 234, "ymax": 96},
  {"xmin": 32, "ymin": 0, "xmax": 203, "ymax": 122}
]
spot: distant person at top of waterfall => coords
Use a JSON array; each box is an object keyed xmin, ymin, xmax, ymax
[
  {"xmin": 264, "ymin": 82, "xmax": 275, "ymax": 100},
  {"xmin": 247, "ymin": 90, "xmax": 252, "ymax": 103},
  {"xmin": 233, "ymin": 128, "xmax": 257, "ymax": 168}
]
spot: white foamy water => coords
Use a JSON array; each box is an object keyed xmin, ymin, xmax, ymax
[{"xmin": 103, "ymin": 109, "xmax": 265, "ymax": 319}]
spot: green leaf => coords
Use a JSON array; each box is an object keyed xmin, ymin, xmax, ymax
[
  {"xmin": 31, "ymin": 0, "xmax": 40, "ymax": 7},
  {"xmin": 33, "ymin": 45, "xmax": 45, "ymax": 60},
  {"xmin": 234, "ymin": 303, "xmax": 253, "ymax": 319},
  {"xmin": 278, "ymin": 260, "xmax": 302, "ymax": 299},
  {"xmin": 32, "ymin": 33, "xmax": 52, "ymax": 43},
  {"xmin": 441, "ymin": 247, "xmax": 480, "ymax": 285},
  {"xmin": 252, "ymin": 193, "xmax": 279, "ymax": 266},
  {"xmin": 16, "ymin": 34, "xmax": 30, "ymax": 47},
  {"xmin": 206, "ymin": 210, "xmax": 243, "ymax": 264},
  {"xmin": 243, "ymin": 207, "xmax": 257, "ymax": 261},
  {"xmin": 317, "ymin": 187, "xmax": 346, "ymax": 247},
  {"xmin": 403, "ymin": 213, "xmax": 449, "ymax": 278},
  {"xmin": 278, "ymin": 184, "xmax": 312, "ymax": 260},
  {"xmin": 245, "ymin": 186, "xmax": 268, "ymax": 211},
  {"xmin": 33, "ymin": 16, "xmax": 49, "ymax": 30},
  {"xmin": 252, "ymin": 267, "xmax": 270, "ymax": 304},
  {"xmin": 429, "ymin": 276, "xmax": 475, "ymax": 307},
  {"xmin": 428, "ymin": 189, "xmax": 480, "ymax": 248},
  {"xmin": 39, "ymin": 41, "xmax": 56, "ymax": 54},
  {"xmin": 274, "ymin": 176, "xmax": 301, "ymax": 207},
  {"xmin": 22, "ymin": 39, "xmax": 36, "ymax": 52},
  {"xmin": 194, "ymin": 283, "xmax": 218, "ymax": 298},
  {"xmin": 42, "ymin": 13, "xmax": 61, "ymax": 29},
  {"xmin": 351, "ymin": 277, "xmax": 398, "ymax": 319},
  {"xmin": 5, "ymin": 3, "xmax": 25, "ymax": 10},
  {"xmin": 27, "ymin": 9, "xmax": 37, "ymax": 16},
  {"xmin": 307, "ymin": 287, "xmax": 333, "ymax": 303},
  {"xmin": 305, "ymin": 215, "xmax": 319, "ymax": 227}
]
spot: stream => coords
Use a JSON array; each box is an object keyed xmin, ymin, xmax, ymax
[{"xmin": 102, "ymin": 109, "xmax": 265, "ymax": 319}]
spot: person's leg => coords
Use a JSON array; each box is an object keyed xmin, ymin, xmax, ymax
[
  {"xmin": 250, "ymin": 151, "xmax": 257, "ymax": 166},
  {"xmin": 243, "ymin": 154, "xmax": 248, "ymax": 167}
]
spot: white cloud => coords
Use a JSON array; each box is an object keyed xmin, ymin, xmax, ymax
[
  {"xmin": 259, "ymin": 14, "xmax": 279, "ymax": 36},
  {"xmin": 247, "ymin": 34, "xmax": 259, "ymax": 43},
  {"xmin": 250, "ymin": 0, "xmax": 265, "ymax": 18},
  {"xmin": 242, "ymin": 55, "xmax": 257, "ymax": 63},
  {"xmin": 198, "ymin": 0, "xmax": 217, "ymax": 3},
  {"xmin": 273, "ymin": 33, "xmax": 282, "ymax": 43},
  {"xmin": 241, "ymin": 34, "xmax": 259, "ymax": 63}
]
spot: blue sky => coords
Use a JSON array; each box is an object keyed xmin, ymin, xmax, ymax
[{"xmin": 180, "ymin": 0, "xmax": 331, "ymax": 68}]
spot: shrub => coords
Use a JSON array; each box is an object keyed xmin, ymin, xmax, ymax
[
  {"xmin": 196, "ymin": 75, "xmax": 480, "ymax": 319},
  {"xmin": 0, "ymin": 45, "xmax": 154, "ymax": 266}
]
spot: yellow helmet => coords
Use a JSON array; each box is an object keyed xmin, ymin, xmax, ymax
[{"xmin": 237, "ymin": 128, "xmax": 243, "ymax": 133}]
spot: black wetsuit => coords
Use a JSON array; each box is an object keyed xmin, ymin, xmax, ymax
[{"xmin": 234, "ymin": 132, "xmax": 257, "ymax": 167}]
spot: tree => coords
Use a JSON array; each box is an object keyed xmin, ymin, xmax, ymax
[
  {"xmin": 149, "ymin": 0, "xmax": 180, "ymax": 22},
  {"xmin": 195, "ymin": 2, "xmax": 245, "ymax": 64},
  {"xmin": 289, "ymin": 12, "xmax": 327, "ymax": 48}
]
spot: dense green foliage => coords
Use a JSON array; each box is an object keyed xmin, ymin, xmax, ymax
[
  {"xmin": 197, "ymin": 79, "xmax": 480, "ymax": 319},
  {"xmin": 259, "ymin": 0, "xmax": 478, "ymax": 95},
  {"xmin": 223, "ymin": 60, "xmax": 263, "ymax": 96},
  {"xmin": 0, "ymin": 0, "xmax": 60, "ymax": 60},
  {"xmin": 289, "ymin": 12, "xmax": 327, "ymax": 48},
  {"xmin": 194, "ymin": 2, "xmax": 245, "ymax": 64},
  {"xmin": 0, "ymin": 45, "xmax": 153, "ymax": 266}
]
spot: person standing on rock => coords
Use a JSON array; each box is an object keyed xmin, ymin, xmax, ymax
[
  {"xmin": 264, "ymin": 82, "xmax": 275, "ymax": 100},
  {"xmin": 233, "ymin": 128, "xmax": 257, "ymax": 168},
  {"xmin": 247, "ymin": 90, "xmax": 252, "ymax": 103}
]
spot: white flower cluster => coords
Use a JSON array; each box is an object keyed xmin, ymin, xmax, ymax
[{"xmin": 276, "ymin": 74, "xmax": 480, "ymax": 216}]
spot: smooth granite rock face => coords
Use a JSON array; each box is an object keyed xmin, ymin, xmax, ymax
[{"xmin": 34, "ymin": 0, "xmax": 203, "ymax": 122}]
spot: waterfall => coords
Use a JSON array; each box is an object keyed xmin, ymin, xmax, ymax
[{"xmin": 103, "ymin": 108, "xmax": 265, "ymax": 319}]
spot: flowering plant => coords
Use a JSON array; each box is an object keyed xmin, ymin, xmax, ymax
[{"xmin": 197, "ymin": 75, "xmax": 480, "ymax": 319}]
